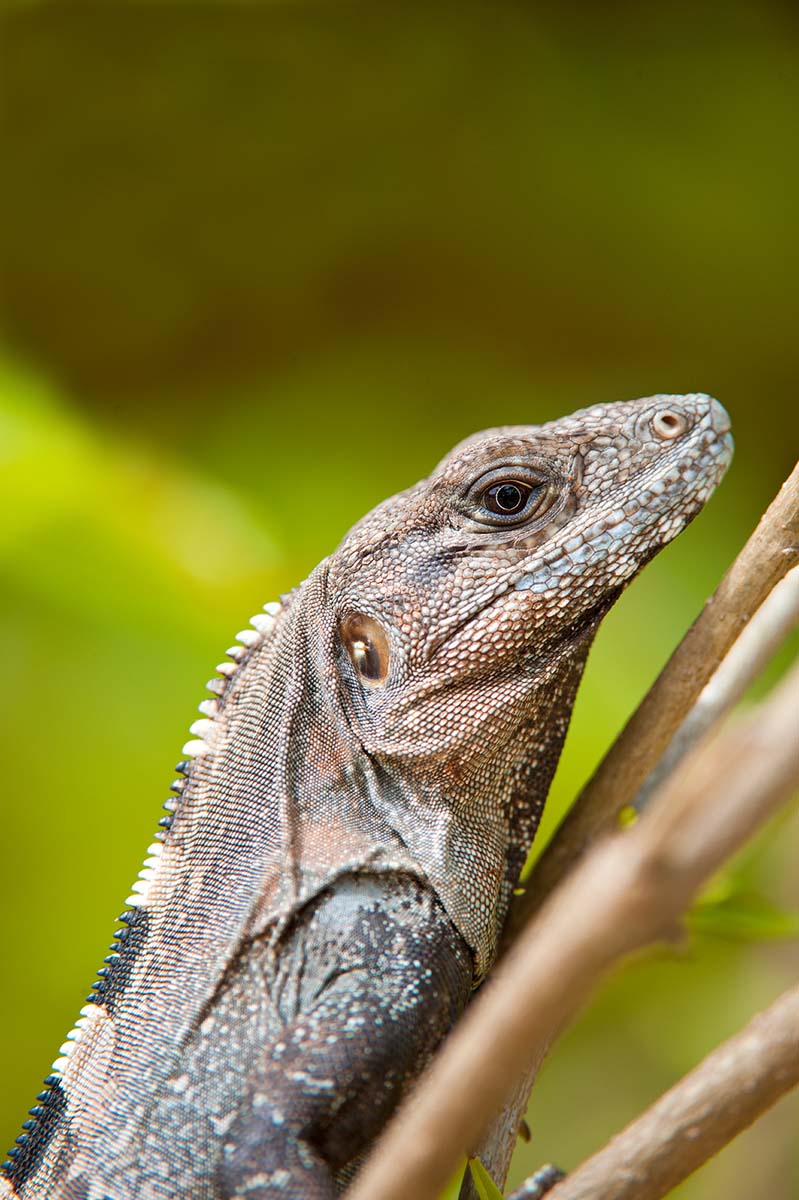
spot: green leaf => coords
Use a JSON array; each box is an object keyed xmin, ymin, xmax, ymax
[{"xmin": 468, "ymin": 1157, "xmax": 505, "ymax": 1200}]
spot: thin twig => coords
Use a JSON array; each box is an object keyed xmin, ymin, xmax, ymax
[
  {"xmin": 346, "ymin": 662, "xmax": 799, "ymax": 1200},
  {"xmin": 532, "ymin": 984, "xmax": 799, "ymax": 1200}
]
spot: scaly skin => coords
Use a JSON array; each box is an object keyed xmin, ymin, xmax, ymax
[{"xmin": 2, "ymin": 394, "xmax": 733, "ymax": 1199}]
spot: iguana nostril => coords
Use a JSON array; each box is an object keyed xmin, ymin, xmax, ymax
[{"xmin": 651, "ymin": 410, "xmax": 687, "ymax": 440}]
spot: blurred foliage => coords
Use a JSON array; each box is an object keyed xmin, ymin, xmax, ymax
[{"xmin": 1, "ymin": 2, "xmax": 797, "ymax": 1197}]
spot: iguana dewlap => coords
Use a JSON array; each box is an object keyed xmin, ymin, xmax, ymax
[{"xmin": 2, "ymin": 394, "xmax": 733, "ymax": 1199}]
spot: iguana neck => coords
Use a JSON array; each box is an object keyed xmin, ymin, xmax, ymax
[{"xmin": 52, "ymin": 568, "xmax": 420, "ymax": 1168}]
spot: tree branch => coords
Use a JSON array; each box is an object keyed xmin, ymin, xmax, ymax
[
  {"xmin": 346, "ymin": 661, "xmax": 799, "ymax": 1200},
  {"xmin": 466, "ymin": 465, "xmax": 799, "ymax": 1197},
  {"xmin": 509, "ymin": 461, "xmax": 799, "ymax": 935},
  {"xmin": 532, "ymin": 984, "xmax": 799, "ymax": 1200}
]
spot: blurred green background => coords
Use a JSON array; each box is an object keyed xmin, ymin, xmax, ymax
[{"xmin": 1, "ymin": 2, "xmax": 797, "ymax": 1196}]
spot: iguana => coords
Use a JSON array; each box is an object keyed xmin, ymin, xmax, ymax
[{"xmin": 2, "ymin": 393, "xmax": 733, "ymax": 1200}]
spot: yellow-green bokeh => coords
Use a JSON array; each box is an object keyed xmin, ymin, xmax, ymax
[{"xmin": 1, "ymin": 3, "xmax": 797, "ymax": 1196}]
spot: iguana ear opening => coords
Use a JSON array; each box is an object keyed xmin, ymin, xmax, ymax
[{"xmin": 340, "ymin": 613, "xmax": 391, "ymax": 686}]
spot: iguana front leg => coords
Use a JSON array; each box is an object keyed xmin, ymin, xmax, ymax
[{"xmin": 218, "ymin": 872, "xmax": 473, "ymax": 1198}]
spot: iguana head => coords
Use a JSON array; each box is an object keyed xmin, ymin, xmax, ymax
[
  {"xmin": 312, "ymin": 393, "xmax": 733, "ymax": 969},
  {"xmin": 327, "ymin": 392, "xmax": 732, "ymax": 774}
]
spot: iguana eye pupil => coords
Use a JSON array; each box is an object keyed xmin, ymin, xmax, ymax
[
  {"xmin": 485, "ymin": 481, "xmax": 531, "ymax": 515},
  {"xmin": 352, "ymin": 640, "xmax": 380, "ymax": 679},
  {"xmin": 341, "ymin": 614, "xmax": 390, "ymax": 685}
]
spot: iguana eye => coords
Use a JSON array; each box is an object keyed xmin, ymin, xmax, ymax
[
  {"xmin": 340, "ymin": 614, "xmax": 390, "ymax": 686},
  {"xmin": 467, "ymin": 465, "xmax": 553, "ymax": 527},
  {"xmin": 483, "ymin": 481, "xmax": 533, "ymax": 515}
]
